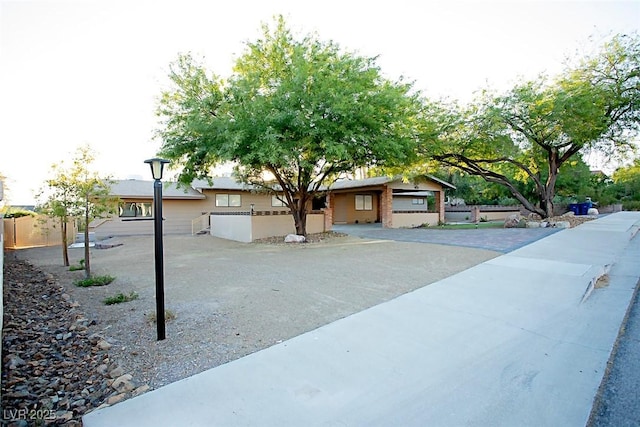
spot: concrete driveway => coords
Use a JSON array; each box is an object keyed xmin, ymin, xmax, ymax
[
  {"xmin": 15, "ymin": 232, "xmax": 499, "ymax": 389},
  {"xmin": 333, "ymin": 223, "xmax": 561, "ymax": 252}
]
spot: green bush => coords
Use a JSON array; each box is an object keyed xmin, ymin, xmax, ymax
[
  {"xmin": 74, "ymin": 275, "xmax": 115, "ymax": 287},
  {"xmin": 623, "ymin": 200, "xmax": 640, "ymax": 211},
  {"xmin": 1, "ymin": 208, "xmax": 36, "ymax": 218},
  {"xmin": 104, "ymin": 291, "xmax": 139, "ymax": 305}
]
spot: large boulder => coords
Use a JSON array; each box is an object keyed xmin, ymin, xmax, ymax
[
  {"xmin": 554, "ymin": 221, "xmax": 571, "ymax": 229},
  {"xmin": 284, "ymin": 234, "xmax": 306, "ymax": 243},
  {"xmin": 504, "ymin": 214, "xmax": 522, "ymax": 228}
]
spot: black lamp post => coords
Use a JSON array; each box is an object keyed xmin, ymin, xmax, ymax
[{"xmin": 144, "ymin": 157, "xmax": 170, "ymax": 341}]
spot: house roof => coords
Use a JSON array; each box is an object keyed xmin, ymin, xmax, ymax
[
  {"xmin": 191, "ymin": 177, "xmax": 256, "ymax": 191},
  {"xmin": 109, "ymin": 180, "xmax": 206, "ymax": 200},
  {"xmin": 110, "ymin": 174, "xmax": 454, "ymax": 199},
  {"xmin": 327, "ymin": 175, "xmax": 455, "ymax": 190}
]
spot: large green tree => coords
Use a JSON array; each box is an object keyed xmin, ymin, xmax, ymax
[
  {"xmin": 428, "ymin": 33, "xmax": 639, "ymax": 218},
  {"xmin": 38, "ymin": 145, "xmax": 114, "ymax": 276},
  {"xmin": 156, "ymin": 17, "xmax": 426, "ymax": 235},
  {"xmin": 610, "ymin": 159, "xmax": 640, "ymax": 204}
]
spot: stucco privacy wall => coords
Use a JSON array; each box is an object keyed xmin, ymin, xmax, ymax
[
  {"xmin": 251, "ymin": 213, "xmax": 325, "ymax": 240},
  {"xmin": 392, "ymin": 212, "xmax": 440, "ymax": 228},
  {"xmin": 211, "ymin": 213, "xmax": 326, "ymax": 242},
  {"xmin": 211, "ymin": 215, "xmax": 252, "ymax": 242}
]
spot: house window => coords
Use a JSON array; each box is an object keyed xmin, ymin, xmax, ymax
[
  {"xmin": 412, "ymin": 198, "xmax": 425, "ymax": 205},
  {"xmin": 355, "ymin": 194, "xmax": 373, "ymax": 211},
  {"xmin": 119, "ymin": 202, "xmax": 152, "ymax": 218},
  {"xmin": 312, "ymin": 196, "xmax": 326, "ymax": 210},
  {"xmin": 216, "ymin": 194, "xmax": 242, "ymax": 207},
  {"xmin": 272, "ymin": 195, "xmax": 287, "ymax": 207}
]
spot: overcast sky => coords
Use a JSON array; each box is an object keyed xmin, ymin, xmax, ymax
[{"xmin": 1, "ymin": 0, "xmax": 639, "ymax": 205}]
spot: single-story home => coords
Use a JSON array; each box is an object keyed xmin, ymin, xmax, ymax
[
  {"xmin": 92, "ymin": 175, "xmax": 454, "ymax": 242},
  {"xmin": 326, "ymin": 175, "xmax": 454, "ymax": 229}
]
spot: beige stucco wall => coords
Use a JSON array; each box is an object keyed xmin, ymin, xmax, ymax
[
  {"xmin": 251, "ymin": 213, "xmax": 325, "ymax": 240},
  {"xmin": 210, "ymin": 213, "xmax": 325, "ymax": 242},
  {"xmin": 332, "ymin": 192, "xmax": 379, "ymax": 224},
  {"xmin": 392, "ymin": 212, "xmax": 439, "ymax": 228},
  {"xmin": 92, "ymin": 199, "xmax": 209, "ymax": 237},
  {"xmin": 478, "ymin": 211, "xmax": 517, "ymax": 221},
  {"xmin": 210, "ymin": 214, "xmax": 252, "ymax": 242},
  {"xmin": 202, "ymin": 190, "xmax": 290, "ymax": 214}
]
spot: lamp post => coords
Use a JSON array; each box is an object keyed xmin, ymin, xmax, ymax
[{"xmin": 144, "ymin": 157, "xmax": 170, "ymax": 341}]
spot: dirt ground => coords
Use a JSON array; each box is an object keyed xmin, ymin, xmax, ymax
[{"xmin": 12, "ymin": 233, "xmax": 498, "ymax": 389}]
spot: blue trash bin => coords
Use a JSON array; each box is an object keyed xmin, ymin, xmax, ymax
[
  {"xmin": 578, "ymin": 203, "xmax": 589, "ymax": 215},
  {"xmin": 569, "ymin": 204, "xmax": 579, "ymax": 215}
]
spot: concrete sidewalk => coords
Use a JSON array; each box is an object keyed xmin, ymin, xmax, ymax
[{"xmin": 83, "ymin": 212, "xmax": 640, "ymax": 427}]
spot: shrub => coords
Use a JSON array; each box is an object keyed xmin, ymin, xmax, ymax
[
  {"xmin": 104, "ymin": 291, "xmax": 139, "ymax": 305},
  {"xmin": 145, "ymin": 309, "xmax": 176, "ymax": 323},
  {"xmin": 623, "ymin": 200, "xmax": 640, "ymax": 211},
  {"xmin": 74, "ymin": 275, "xmax": 115, "ymax": 287},
  {"xmin": 69, "ymin": 259, "xmax": 85, "ymax": 271}
]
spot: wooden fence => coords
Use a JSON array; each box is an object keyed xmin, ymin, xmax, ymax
[{"xmin": 3, "ymin": 215, "xmax": 77, "ymax": 249}]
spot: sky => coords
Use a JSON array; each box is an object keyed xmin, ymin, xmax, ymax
[{"xmin": 1, "ymin": 0, "xmax": 639, "ymax": 205}]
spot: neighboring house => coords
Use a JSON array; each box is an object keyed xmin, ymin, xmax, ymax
[{"xmin": 94, "ymin": 175, "xmax": 453, "ymax": 241}]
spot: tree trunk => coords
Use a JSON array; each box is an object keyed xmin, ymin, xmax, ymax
[
  {"xmin": 292, "ymin": 203, "xmax": 308, "ymax": 236},
  {"xmin": 60, "ymin": 218, "xmax": 69, "ymax": 267},
  {"xmin": 541, "ymin": 150, "xmax": 560, "ymax": 218},
  {"xmin": 540, "ymin": 188, "xmax": 555, "ymax": 218}
]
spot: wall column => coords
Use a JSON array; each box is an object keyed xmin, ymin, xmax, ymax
[
  {"xmin": 324, "ymin": 193, "xmax": 334, "ymax": 231},
  {"xmin": 381, "ymin": 185, "xmax": 393, "ymax": 228}
]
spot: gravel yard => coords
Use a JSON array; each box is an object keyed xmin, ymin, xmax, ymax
[{"xmin": 3, "ymin": 232, "xmax": 498, "ymax": 423}]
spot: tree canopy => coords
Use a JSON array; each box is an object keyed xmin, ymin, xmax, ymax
[
  {"xmin": 156, "ymin": 16, "xmax": 427, "ymax": 235},
  {"xmin": 427, "ymin": 33, "xmax": 640, "ymax": 217}
]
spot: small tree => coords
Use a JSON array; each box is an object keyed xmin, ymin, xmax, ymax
[{"xmin": 38, "ymin": 145, "xmax": 115, "ymax": 276}]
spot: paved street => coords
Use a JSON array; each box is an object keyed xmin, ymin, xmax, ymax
[{"xmin": 588, "ymin": 276, "xmax": 640, "ymax": 427}]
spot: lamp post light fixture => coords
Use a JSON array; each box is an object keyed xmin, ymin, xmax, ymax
[{"xmin": 144, "ymin": 157, "xmax": 170, "ymax": 341}]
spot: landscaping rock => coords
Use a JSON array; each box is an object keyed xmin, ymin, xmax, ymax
[
  {"xmin": 111, "ymin": 374, "xmax": 135, "ymax": 393},
  {"xmin": 504, "ymin": 214, "xmax": 522, "ymax": 228},
  {"xmin": 526, "ymin": 221, "xmax": 541, "ymax": 228},
  {"xmin": 284, "ymin": 234, "xmax": 306, "ymax": 243},
  {"xmin": 1, "ymin": 259, "xmax": 150, "ymax": 425},
  {"xmin": 97, "ymin": 339, "xmax": 112, "ymax": 350},
  {"xmin": 554, "ymin": 221, "xmax": 571, "ymax": 228}
]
